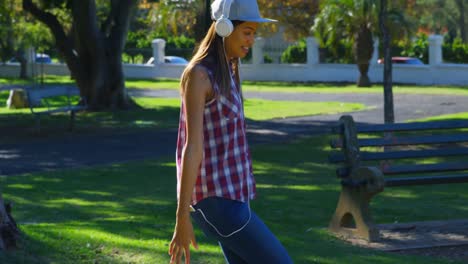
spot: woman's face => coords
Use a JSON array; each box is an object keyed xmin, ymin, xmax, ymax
[{"xmin": 224, "ymin": 22, "xmax": 259, "ymax": 59}]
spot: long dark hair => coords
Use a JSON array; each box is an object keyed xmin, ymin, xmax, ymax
[{"xmin": 180, "ymin": 21, "xmax": 242, "ymax": 98}]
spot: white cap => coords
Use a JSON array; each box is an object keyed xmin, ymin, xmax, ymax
[{"xmin": 211, "ymin": 0, "xmax": 277, "ymax": 23}]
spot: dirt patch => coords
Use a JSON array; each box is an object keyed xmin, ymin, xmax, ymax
[{"xmin": 340, "ymin": 219, "xmax": 468, "ymax": 262}]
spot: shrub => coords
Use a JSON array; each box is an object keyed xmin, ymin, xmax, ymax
[
  {"xmin": 281, "ymin": 39, "xmax": 306, "ymax": 63},
  {"xmin": 400, "ymin": 34, "xmax": 429, "ymax": 64},
  {"xmin": 165, "ymin": 35, "xmax": 196, "ymax": 60},
  {"xmin": 264, "ymin": 54, "xmax": 273, "ymax": 64},
  {"xmin": 397, "ymin": 34, "xmax": 468, "ymax": 64},
  {"xmin": 443, "ymin": 37, "xmax": 468, "ymax": 63}
]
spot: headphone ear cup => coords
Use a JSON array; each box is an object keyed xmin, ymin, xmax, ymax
[{"xmin": 215, "ymin": 17, "xmax": 234, "ymax": 37}]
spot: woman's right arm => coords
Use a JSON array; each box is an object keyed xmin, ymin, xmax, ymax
[{"xmin": 169, "ymin": 66, "xmax": 212, "ymax": 264}]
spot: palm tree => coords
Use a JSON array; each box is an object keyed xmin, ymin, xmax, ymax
[
  {"xmin": 312, "ymin": 0, "xmax": 378, "ymax": 87},
  {"xmin": 313, "ymin": 0, "xmax": 414, "ymax": 87}
]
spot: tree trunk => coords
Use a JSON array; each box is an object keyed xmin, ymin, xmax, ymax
[
  {"xmin": 357, "ymin": 63, "xmax": 371, "ymax": 87},
  {"xmin": 0, "ymin": 192, "xmax": 19, "ymax": 250},
  {"xmin": 23, "ymin": 0, "xmax": 137, "ymax": 110},
  {"xmin": 15, "ymin": 50, "xmax": 28, "ymax": 79},
  {"xmin": 379, "ymin": 0, "xmax": 394, "ymax": 124},
  {"xmin": 455, "ymin": 0, "xmax": 467, "ymax": 43},
  {"xmin": 354, "ymin": 24, "xmax": 374, "ymax": 87}
]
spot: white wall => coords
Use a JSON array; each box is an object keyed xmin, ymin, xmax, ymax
[
  {"xmin": 1, "ymin": 35, "xmax": 467, "ymax": 86},
  {"xmin": 0, "ymin": 64, "xmax": 20, "ymax": 77}
]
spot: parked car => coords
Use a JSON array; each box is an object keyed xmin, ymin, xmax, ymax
[
  {"xmin": 8, "ymin": 53, "xmax": 52, "ymax": 64},
  {"xmin": 377, "ymin": 56, "xmax": 424, "ymax": 65},
  {"xmin": 35, "ymin": 53, "xmax": 52, "ymax": 64},
  {"xmin": 145, "ymin": 56, "xmax": 188, "ymax": 65}
]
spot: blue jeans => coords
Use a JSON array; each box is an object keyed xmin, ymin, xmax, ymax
[{"xmin": 191, "ymin": 197, "xmax": 293, "ymax": 264}]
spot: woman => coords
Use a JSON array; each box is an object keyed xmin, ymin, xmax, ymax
[{"xmin": 168, "ymin": 0, "xmax": 292, "ymax": 263}]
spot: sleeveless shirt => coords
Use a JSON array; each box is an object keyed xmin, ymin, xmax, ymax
[{"xmin": 176, "ymin": 62, "xmax": 256, "ymax": 205}]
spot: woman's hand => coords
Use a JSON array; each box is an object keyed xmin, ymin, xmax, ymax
[{"xmin": 169, "ymin": 213, "xmax": 198, "ymax": 264}]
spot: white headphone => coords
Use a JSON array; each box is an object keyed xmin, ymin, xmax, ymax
[{"xmin": 215, "ymin": 0, "xmax": 234, "ymax": 37}]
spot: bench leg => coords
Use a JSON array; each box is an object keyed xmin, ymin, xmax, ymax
[{"xmin": 329, "ymin": 186, "xmax": 380, "ymax": 242}]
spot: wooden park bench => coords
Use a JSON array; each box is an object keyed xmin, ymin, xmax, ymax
[
  {"xmin": 328, "ymin": 115, "xmax": 468, "ymax": 241},
  {"xmin": 26, "ymin": 86, "xmax": 87, "ymax": 132}
]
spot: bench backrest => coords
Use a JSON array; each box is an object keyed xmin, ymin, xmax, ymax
[
  {"xmin": 26, "ymin": 86, "xmax": 81, "ymax": 107},
  {"xmin": 329, "ymin": 115, "xmax": 468, "ymax": 187}
]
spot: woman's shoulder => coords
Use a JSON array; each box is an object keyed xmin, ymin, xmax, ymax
[
  {"xmin": 183, "ymin": 64, "xmax": 210, "ymax": 87},
  {"xmin": 184, "ymin": 58, "xmax": 213, "ymax": 78},
  {"xmin": 183, "ymin": 64, "xmax": 213, "ymax": 95},
  {"xmin": 191, "ymin": 64, "xmax": 210, "ymax": 79}
]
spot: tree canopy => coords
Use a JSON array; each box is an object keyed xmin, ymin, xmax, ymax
[
  {"xmin": 257, "ymin": 0, "xmax": 320, "ymax": 40},
  {"xmin": 0, "ymin": 0, "xmax": 53, "ymax": 64}
]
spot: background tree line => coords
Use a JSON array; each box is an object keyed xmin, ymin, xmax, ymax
[{"xmin": 4, "ymin": 1, "xmax": 467, "ymax": 66}]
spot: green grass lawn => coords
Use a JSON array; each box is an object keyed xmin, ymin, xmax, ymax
[
  {"xmin": 2, "ymin": 75, "xmax": 468, "ymax": 96},
  {"xmin": 127, "ymin": 79, "xmax": 468, "ymax": 96},
  {"xmin": 1, "ymin": 135, "xmax": 467, "ymax": 263},
  {"xmin": 2, "ymin": 74, "xmax": 467, "ymax": 142},
  {"xmin": 0, "ymin": 92, "xmax": 365, "ymax": 144},
  {"xmin": 409, "ymin": 112, "xmax": 468, "ymax": 121}
]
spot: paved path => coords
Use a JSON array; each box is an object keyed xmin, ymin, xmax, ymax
[
  {"xmin": 1, "ymin": 89, "xmax": 467, "ymax": 176},
  {"xmin": 130, "ymin": 88, "xmax": 468, "ymax": 123}
]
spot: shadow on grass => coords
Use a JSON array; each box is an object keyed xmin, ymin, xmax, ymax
[
  {"xmin": 0, "ymin": 160, "xmax": 202, "ymax": 263},
  {"xmin": 0, "ymin": 104, "xmax": 181, "ymax": 144}
]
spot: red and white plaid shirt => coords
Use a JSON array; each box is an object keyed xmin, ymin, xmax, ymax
[{"xmin": 176, "ymin": 64, "xmax": 256, "ymax": 205}]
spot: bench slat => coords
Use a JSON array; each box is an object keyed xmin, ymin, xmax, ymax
[
  {"xmin": 336, "ymin": 162, "xmax": 468, "ymax": 178},
  {"xmin": 358, "ymin": 134, "xmax": 468, "ymax": 147},
  {"xmin": 329, "ymin": 147, "xmax": 468, "ymax": 163},
  {"xmin": 361, "ymin": 147, "xmax": 468, "ymax": 161},
  {"xmin": 33, "ymin": 105, "xmax": 87, "ymax": 115},
  {"xmin": 356, "ymin": 120, "xmax": 468, "ymax": 133},
  {"xmin": 341, "ymin": 174, "xmax": 468, "ymax": 187},
  {"xmin": 385, "ymin": 174, "xmax": 468, "ymax": 187},
  {"xmin": 382, "ymin": 162, "xmax": 468, "ymax": 175}
]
